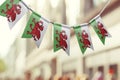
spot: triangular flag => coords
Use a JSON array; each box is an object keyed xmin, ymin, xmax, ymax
[
  {"xmin": 90, "ymin": 15, "xmax": 111, "ymax": 44},
  {"xmin": 22, "ymin": 12, "xmax": 49, "ymax": 47},
  {"xmin": 0, "ymin": 0, "xmax": 28, "ymax": 29},
  {"xmin": 53, "ymin": 23, "xmax": 70, "ymax": 55},
  {"xmin": 74, "ymin": 23, "xmax": 93, "ymax": 54}
]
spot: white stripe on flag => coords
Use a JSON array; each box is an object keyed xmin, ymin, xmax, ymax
[{"xmin": 61, "ymin": 26, "xmax": 70, "ymax": 55}]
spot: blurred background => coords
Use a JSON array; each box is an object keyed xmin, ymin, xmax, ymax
[{"xmin": 0, "ymin": 0, "xmax": 120, "ymax": 80}]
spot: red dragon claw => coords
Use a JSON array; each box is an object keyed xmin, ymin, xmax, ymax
[
  {"xmin": 56, "ymin": 30, "xmax": 59, "ymax": 34},
  {"xmin": 27, "ymin": 31, "xmax": 30, "ymax": 34},
  {"xmin": 78, "ymin": 32, "xmax": 81, "ymax": 37},
  {"xmin": 1, "ymin": 9, "xmax": 5, "ymax": 14},
  {"xmin": 32, "ymin": 18, "xmax": 36, "ymax": 23}
]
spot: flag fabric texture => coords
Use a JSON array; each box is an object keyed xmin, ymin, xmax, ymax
[
  {"xmin": 74, "ymin": 23, "xmax": 93, "ymax": 54},
  {"xmin": 90, "ymin": 15, "xmax": 111, "ymax": 44},
  {"xmin": 0, "ymin": 0, "xmax": 28, "ymax": 29},
  {"xmin": 22, "ymin": 12, "xmax": 49, "ymax": 47},
  {"xmin": 54, "ymin": 23, "xmax": 70, "ymax": 55}
]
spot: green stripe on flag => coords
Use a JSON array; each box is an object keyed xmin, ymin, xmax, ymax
[
  {"xmin": 54, "ymin": 23, "xmax": 62, "ymax": 52},
  {"xmin": 22, "ymin": 12, "xmax": 41, "ymax": 38},
  {"xmin": 0, "ymin": 0, "xmax": 20, "ymax": 16},
  {"xmin": 74, "ymin": 26, "xmax": 87, "ymax": 54},
  {"xmin": 91, "ymin": 20, "xmax": 105, "ymax": 44}
]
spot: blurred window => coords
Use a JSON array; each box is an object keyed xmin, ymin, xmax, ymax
[
  {"xmin": 84, "ymin": 0, "xmax": 107, "ymax": 15},
  {"xmin": 98, "ymin": 66, "xmax": 104, "ymax": 73},
  {"xmin": 93, "ymin": 0, "xmax": 107, "ymax": 7},
  {"xmin": 88, "ymin": 68, "xmax": 94, "ymax": 80},
  {"xmin": 109, "ymin": 64, "xmax": 118, "ymax": 80},
  {"xmin": 98, "ymin": 66, "xmax": 104, "ymax": 79},
  {"xmin": 84, "ymin": 0, "xmax": 94, "ymax": 14}
]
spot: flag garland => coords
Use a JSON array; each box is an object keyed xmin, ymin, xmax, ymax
[
  {"xmin": 0, "ymin": 0, "xmax": 28, "ymax": 29},
  {"xmin": 22, "ymin": 12, "xmax": 49, "ymax": 48},
  {"xmin": 74, "ymin": 23, "xmax": 93, "ymax": 54},
  {"xmin": 90, "ymin": 15, "xmax": 111, "ymax": 44},
  {"xmin": 0, "ymin": 0, "xmax": 112, "ymax": 55},
  {"xmin": 53, "ymin": 23, "xmax": 70, "ymax": 55}
]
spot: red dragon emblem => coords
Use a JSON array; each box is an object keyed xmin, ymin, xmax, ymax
[
  {"xmin": 27, "ymin": 18, "xmax": 44, "ymax": 41},
  {"xmin": 97, "ymin": 22, "xmax": 108, "ymax": 38},
  {"xmin": 1, "ymin": 0, "xmax": 21, "ymax": 22},
  {"xmin": 56, "ymin": 30, "xmax": 68, "ymax": 51},
  {"xmin": 78, "ymin": 30, "xmax": 91, "ymax": 48}
]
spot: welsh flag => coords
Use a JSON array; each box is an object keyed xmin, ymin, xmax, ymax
[
  {"xmin": 0, "ymin": 0, "xmax": 28, "ymax": 29},
  {"xmin": 74, "ymin": 24, "xmax": 93, "ymax": 54},
  {"xmin": 90, "ymin": 15, "xmax": 111, "ymax": 44},
  {"xmin": 22, "ymin": 12, "xmax": 49, "ymax": 47},
  {"xmin": 54, "ymin": 23, "xmax": 70, "ymax": 55}
]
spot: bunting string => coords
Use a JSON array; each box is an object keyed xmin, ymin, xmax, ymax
[
  {"xmin": 21, "ymin": 0, "xmax": 34, "ymax": 13},
  {"xmin": 99, "ymin": 0, "xmax": 112, "ymax": 16},
  {"xmin": 21, "ymin": 0, "xmax": 111, "ymax": 28},
  {"xmin": 0, "ymin": 0, "xmax": 112, "ymax": 54}
]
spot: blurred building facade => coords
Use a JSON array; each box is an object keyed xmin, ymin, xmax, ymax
[
  {"xmin": 0, "ymin": 0, "xmax": 120, "ymax": 80},
  {"xmin": 25, "ymin": 0, "xmax": 120, "ymax": 80}
]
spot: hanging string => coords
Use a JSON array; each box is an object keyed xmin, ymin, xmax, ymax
[
  {"xmin": 41, "ymin": 17, "xmax": 50, "ymax": 23},
  {"xmin": 72, "ymin": 0, "xmax": 111, "ymax": 27},
  {"xmin": 21, "ymin": 0, "xmax": 34, "ymax": 12},
  {"xmin": 99, "ymin": 0, "xmax": 112, "ymax": 16},
  {"xmin": 21, "ymin": 0, "xmax": 111, "ymax": 28},
  {"xmin": 88, "ymin": 0, "xmax": 111, "ymax": 25}
]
